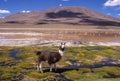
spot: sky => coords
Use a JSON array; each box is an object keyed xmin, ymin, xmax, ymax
[{"xmin": 0, "ymin": 0, "xmax": 120, "ymax": 19}]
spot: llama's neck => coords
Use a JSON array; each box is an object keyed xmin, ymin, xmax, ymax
[{"xmin": 59, "ymin": 49, "xmax": 64, "ymax": 56}]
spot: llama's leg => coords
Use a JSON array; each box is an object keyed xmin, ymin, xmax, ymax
[
  {"xmin": 40, "ymin": 63, "xmax": 43, "ymax": 73},
  {"xmin": 50, "ymin": 64, "xmax": 52, "ymax": 72},
  {"xmin": 54, "ymin": 63, "xmax": 57, "ymax": 71},
  {"xmin": 37, "ymin": 64, "xmax": 40, "ymax": 71},
  {"xmin": 39, "ymin": 62, "xmax": 43, "ymax": 73}
]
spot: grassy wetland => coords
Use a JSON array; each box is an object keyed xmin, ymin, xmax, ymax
[{"xmin": 0, "ymin": 46, "xmax": 120, "ymax": 81}]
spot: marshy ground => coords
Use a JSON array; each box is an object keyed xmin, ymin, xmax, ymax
[{"xmin": 0, "ymin": 46, "xmax": 120, "ymax": 81}]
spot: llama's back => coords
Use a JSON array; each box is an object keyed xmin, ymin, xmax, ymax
[
  {"xmin": 48, "ymin": 52, "xmax": 62, "ymax": 64},
  {"xmin": 37, "ymin": 51, "xmax": 62, "ymax": 64},
  {"xmin": 39, "ymin": 51, "xmax": 50, "ymax": 61}
]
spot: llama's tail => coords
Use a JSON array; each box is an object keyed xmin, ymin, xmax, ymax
[{"xmin": 35, "ymin": 51, "xmax": 41, "ymax": 55}]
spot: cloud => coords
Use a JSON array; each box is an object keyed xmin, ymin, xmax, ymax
[
  {"xmin": 118, "ymin": 13, "xmax": 120, "ymax": 16},
  {"xmin": 0, "ymin": 9, "xmax": 10, "ymax": 14},
  {"xmin": 59, "ymin": 4, "xmax": 63, "ymax": 7},
  {"xmin": 107, "ymin": 13, "xmax": 111, "ymax": 15},
  {"xmin": 20, "ymin": 10, "xmax": 30, "ymax": 13},
  {"xmin": 4, "ymin": 0, "xmax": 7, "ymax": 2},
  {"xmin": 62, "ymin": 0, "xmax": 69, "ymax": 1},
  {"xmin": 104, "ymin": 0, "xmax": 120, "ymax": 7}
]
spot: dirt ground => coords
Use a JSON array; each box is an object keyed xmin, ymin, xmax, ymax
[{"xmin": 0, "ymin": 24, "xmax": 120, "ymax": 45}]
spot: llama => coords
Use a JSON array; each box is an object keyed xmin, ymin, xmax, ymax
[{"xmin": 36, "ymin": 42, "xmax": 66, "ymax": 73}]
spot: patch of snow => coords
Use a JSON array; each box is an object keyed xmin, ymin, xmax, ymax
[
  {"xmin": 0, "ymin": 38, "xmax": 38, "ymax": 46},
  {"xmin": 96, "ymin": 42, "xmax": 120, "ymax": 46},
  {"xmin": 0, "ymin": 38, "xmax": 120, "ymax": 46},
  {"xmin": 20, "ymin": 10, "xmax": 31, "ymax": 13},
  {"xmin": 0, "ymin": 32, "xmax": 43, "ymax": 36}
]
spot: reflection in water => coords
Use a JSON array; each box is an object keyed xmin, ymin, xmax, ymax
[
  {"xmin": 10, "ymin": 50, "xmax": 21, "ymax": 60},
  {"xmin": 0, "ymin": 50, "xmax": 21, "ymax": 66}
]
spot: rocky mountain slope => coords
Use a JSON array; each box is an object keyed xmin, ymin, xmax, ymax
[{"xmin": 0, "ymin": 6, "xmax": 120, "ymax": 26}]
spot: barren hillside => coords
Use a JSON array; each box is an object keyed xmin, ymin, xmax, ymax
[{"xmin": 0, "ymin": 6, "xmax": 120, "ymax": 26}]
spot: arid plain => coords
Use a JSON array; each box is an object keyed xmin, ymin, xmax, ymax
[{"xmin": 0, "ymin": 24, "xmax": 120, "ymax": 46}]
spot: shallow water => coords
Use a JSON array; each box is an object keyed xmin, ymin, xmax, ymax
[
  {"xmin": 10, "ymin": 50, "xmax": 21, "ymax": 60},
  {"xmin": 66, "ymin": 59, "xmax": 79, "ymax": 65},
  {"xmin": 113, "ymin": 49, "xmax": 120, "ymax": 53},
  {"xmin": 65, "ymin": 58, "xmax": 120, "ymax": 69}
]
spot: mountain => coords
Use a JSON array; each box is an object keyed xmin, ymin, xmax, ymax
[{"xmin": 0, "ymin": 6, "xmax": 120, "ymax": 26}]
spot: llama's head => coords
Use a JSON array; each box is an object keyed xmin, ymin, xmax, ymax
[{"xmin": 59, "ymin": 42, "xmax": 66, "ymax": 51}]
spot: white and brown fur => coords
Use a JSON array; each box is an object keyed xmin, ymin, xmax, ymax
[{"xmin": 36, "ymin": 42, "xmax": 66, "ymax": 73}]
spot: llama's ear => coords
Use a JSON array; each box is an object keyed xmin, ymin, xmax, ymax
[
  {"xmin": 62, "ymin": 42, "xmax": 66, "ymax": 45},
  {"xmin": 36, "ymin": 51, "xmax": 41, "ymax": 55},
  {"xmin": 61, "ymin": 42, "xmax": 66, "ymax": 45}
]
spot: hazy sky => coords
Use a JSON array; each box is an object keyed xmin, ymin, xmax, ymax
[{"xmin": 0, "ymin": 0, "xmax": 120, "ymax": 18}]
